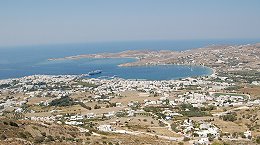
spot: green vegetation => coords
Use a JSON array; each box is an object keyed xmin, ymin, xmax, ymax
[
  {"xmin": 179, "ymin": 103, "xmax": 211, "ymax": 117},
  {"xmin": 179, "ymin": 110, "xmax": 209, "ymax": 117},
  {"xmin": 220, "ymin": 70, "xmax": 260, "ymax": 83},
  {"xmin": 171, "ymin": 123, "xmax": 180, "ymax": 132},
  {"xmin": 143, "ymin": 106, "xmax": 163, "ymax": 113},
  {"xmin": 211, "ymin": 141, "xmax": 230, "ymax": 145},
  {"xmin": 214, "ymin": 93, "xmax": 247, "ymax": 98},
  {"xmin": 116, "ymin": 111, "xmax": 128, "ymax": 117},
  {"xmin": 34, "ymin": 136, "xmax": 45, "ymax": 143},
  {"xmin": 18, "ymin": 131, "xmax": 32, "ymax": 139},
  {"xmin": 78, "ymin": 102, "xmax": 92, "ymax": 110},
  {"xmin": 220, "ymin": 113, "xmax": 237, "ymax": 122},
  {"xmin": 183, "ymin": 137, "xmax": 190, "ymax": 141},
  {"xmin": 0, "ymin": 134, "xmax": 7, "ymax": 140},
  {"xmin": 49, "ymin": 96, "xmax": 77, "ymax": 107},
  {"xmin": 94, "ymin": 104, "xmax": 101, "ymax": 109},
  {"xmin": 256, "ymin": 136, "xmax": 260, "ymax": 144},
  {"xmin": 9, "ymin": 121, "xmax": 19, "ymax": 127}
]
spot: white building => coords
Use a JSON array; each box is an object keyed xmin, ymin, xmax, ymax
[{"xmin": 97, "ymin": 124, "xmax": 114, "ymax": 132}]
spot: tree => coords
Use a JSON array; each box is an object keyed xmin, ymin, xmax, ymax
[
  {"xmin": 0, "ymin": 134, "xmax": 7, "ymax": 140},
  {"xmin": 9, "ymin": 121, "xmax": 19, "ymax": 127},
  {"xmin": 183, "ymin": 137, "xmax": 190, "ymax": 141},
  {"xmin": 256, "ymin": 136, "xmax": 260, "ymax": 144},
  {"xmin": 49, "ymin": 96, "xmax": 76, "ymax": 107},
  {"xmin": 94, "ymin": 104, "xmax": 101, "ymax": 109},
  {"xmin": 34, "ymin": 136, "xmax": 45, "ymax": 143}
]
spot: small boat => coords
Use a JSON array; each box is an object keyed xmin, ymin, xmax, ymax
[{"xmin": 88, "ymin": 70, "xmax": 102, "ymax": 76}]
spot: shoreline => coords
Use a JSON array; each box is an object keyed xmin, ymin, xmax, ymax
[
  {"xmin": 47, "ymin": 43, "xmax": 260, "ymax": 77},
  {"xmin": 0, "ymin": 63, "xmax": 214, "ymax": 81},
  {"xmin": 2, "ymin": 43, "xmax": 259, "ymax": 81}
]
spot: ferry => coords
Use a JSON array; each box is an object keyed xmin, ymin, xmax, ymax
[{"xmin": 88, "ymin": 70, "xmax": 102, "ymax": 76}]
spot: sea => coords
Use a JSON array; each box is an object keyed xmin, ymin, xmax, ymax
[{"xmin": 0, "ymin": 39, "xmax": 259, "ymax": 80}]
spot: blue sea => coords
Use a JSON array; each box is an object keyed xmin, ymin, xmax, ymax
[{"xmin": 0, "ymin": 39, "xmax": 259, "ymax": 80}]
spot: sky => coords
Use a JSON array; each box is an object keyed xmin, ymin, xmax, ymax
[{"xmin": 0, "ymin": 0, "xmax": 260, "ymax": 47}]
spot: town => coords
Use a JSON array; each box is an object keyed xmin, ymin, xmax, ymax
[{"xmin": 0, "ymin": 69, "xmax": 259, "ymax": 144}]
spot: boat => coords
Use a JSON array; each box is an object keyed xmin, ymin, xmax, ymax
[{"xmin": 88, "ymin": 70, "xmax": 102, "ymax": 76}]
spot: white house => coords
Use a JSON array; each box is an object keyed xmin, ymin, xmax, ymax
[
  {"xmin": 244, "ymin": 131, "xmax": 252, "ymax": 139},
  {"xmin": 197, "ymin": 137, "xmax": 209, "ymax": 145},
  {"xmin": 65, "ymin": 121, "xmax": 83, "ymax": 125},
  {"xmin": 70, "ymin": 115, "xmax": 84, "ymax": 121},
  {"xmin": 97, "ymin": 124, "xmax": 114, "ymax": 132}
]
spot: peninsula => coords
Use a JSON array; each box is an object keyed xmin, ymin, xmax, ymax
[{"xmin": 49, "ymin": 43, "xmax": 260, "ymax": 75}]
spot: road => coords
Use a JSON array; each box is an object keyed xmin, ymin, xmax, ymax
[{"xmin": 212, "ymin": 106, "xmax": 250, "ymax": 116}]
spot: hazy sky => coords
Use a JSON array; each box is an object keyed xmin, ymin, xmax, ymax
[{"xmin": 0, "ymin": 0, "xmax": 260, "ymax": 47}]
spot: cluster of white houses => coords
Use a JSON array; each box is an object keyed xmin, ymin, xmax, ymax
[{"xmin": 0, "ymin": 74, "xmax": 258, "ymax": 144}]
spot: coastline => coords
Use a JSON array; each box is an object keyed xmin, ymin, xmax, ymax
[
  {"xmin": 47, "ymin": 43, "xmax": 260, "ymax": 78},
  {"xmin": 2, "ymin": 42, "xmax": 259, "ymax": 80}
]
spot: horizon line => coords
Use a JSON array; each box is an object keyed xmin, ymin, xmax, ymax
[{"xmin": 0, "ymin": 38, "xmax": 260, "ymax": 49}]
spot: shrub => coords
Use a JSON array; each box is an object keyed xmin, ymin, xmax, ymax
[
  {"xmin": 41, "ymin": 132, "xmax": 46, "ymax": 137},
  {"xmin": 0, "ymin": 134, "xmax": 7, "ymax": 140},
  {"xmin": 49, "ymin": 96, "xmax": 76, "ymax": 107},
  {"xmin": 32, "ymin": 126, "xmax": 39, "ymax": 130},
  {"xmin": 18, "ymin": 132, "xmax": 27, "ymax": 139},
  {"xmin": 256, "ymin": 136, "xmax": 260, "ymax": 144},
  {"xmin": 85, "ymin": 132, "xmax": 91, "ymax": 136},
  {"xmin": 9, "ymin": 121, "xmax": 19, "ymax": 127},
  {"xmin": 183, "ymin": 137, "xmax": 190, "ymax": 141},
  {"xmin": 220, "ymin": 113, "xmax": 237, "ymax": 122},
  {"xmin": 94, "ymin": 104, "xmax": 101, "ymax": 109},
  {"xmin": 34, "ymin": 136, "xmax": 45, "ymax": 143},
  {"xmin": 46, "ymin": 135, "xmax": 55, "ymax": 142}
]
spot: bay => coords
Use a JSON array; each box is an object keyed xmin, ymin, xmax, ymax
[{"xmin": 0, "ymin": 39, "xmax": 259, "ymax": 80}]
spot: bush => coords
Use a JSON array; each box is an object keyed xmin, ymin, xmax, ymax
[
  {"xmin": 193, "ymin": 132, "xmax": 199, "ymax": 137},
  {"xmin": 94, "ymin": 104, "xmax": 101, "ymax": 109},
  {"xmin": 85, "ymin": 132, "xmax": 91, "ymax": 136},
  {"xmin": 144, "ymin": 106, "xmax": 162, "ymax": 113},
  {"xmin": 34, "ymin": 136, "xmax": 45, "ymax": 143},
  {"xmin": 46, "ymin": 135, "xmax": 55, "ymax": 142},
  {"xmin": 256, "ymin": 136, "xmax": 260, "ymax": 144},
  {"xmin": 78, "ymin": 102, "xmax": 91, "ymax": 110},
  {"xmin": 49, "ymin": 96, "xmax": 76, "ymax": 107},
  {"xmin": 9, "ymin": 121, "xmax": 19, "ymax": 127},
  {"xmin": 211, "ymin": 141, "xmax": 224, "ymax": 145},
  {"xmin": 179, "ymin": 110, "xmax": 209, "ymax": 117},
  {"xmin": 0, "ymin": 134, "xmax": 7, "ymax": 140},
  {"xmin": 183, "ymin": 137, "xmax": 190, "ymax": 141},
  {"xmin": 56, "ymin": 136, "xmax": 62, "ymax": 142},
  {"xmin": 32, "ymin": 126, "xmax": 39, "ymax": 130},
  {"xmin": 220, "ymin": 113, "xmax": 237, "ymax": 122},
  {"xmin": 41, "ymin": 132, "xmax": 46, "ymax": 137},
  {"xmin": 171, "ymin": 123, "xmax": 180, "ymax": 132},
  {"xmin": 18, "ymin": 132, "xmax": 27, "ymax": 139}
]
